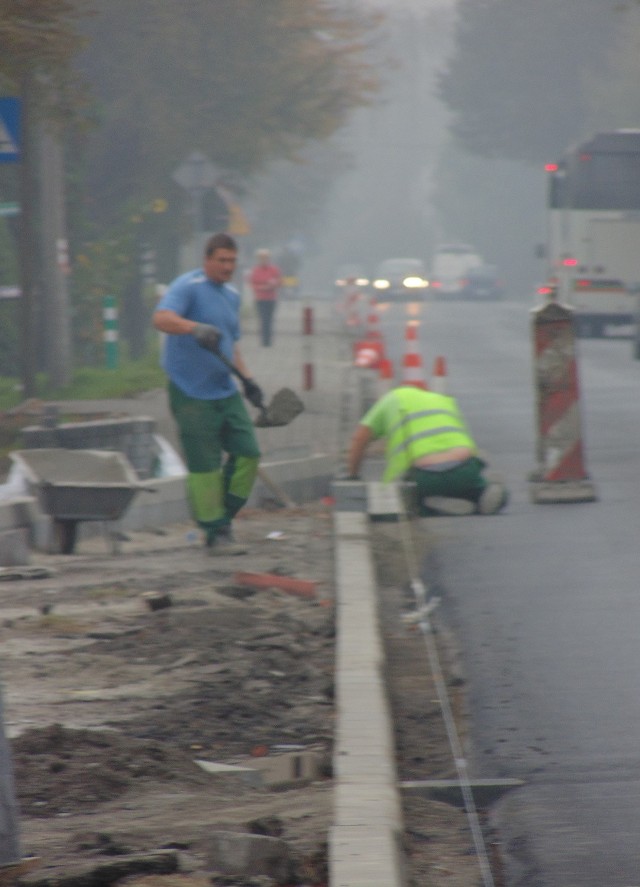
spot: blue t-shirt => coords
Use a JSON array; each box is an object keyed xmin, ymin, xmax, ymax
[{"xmin": 157, "ymin": 270, "xmax": 241, "ymax": 400}]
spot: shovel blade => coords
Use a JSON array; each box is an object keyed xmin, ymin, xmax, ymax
[{"xmin": 254, "ymin": 388, "xmax": 305, "ymax": 427}]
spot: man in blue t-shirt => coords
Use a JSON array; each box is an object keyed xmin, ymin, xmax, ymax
[{"xmin": 153, "ymin": 233, "xmax": 262, "ymax": 555}]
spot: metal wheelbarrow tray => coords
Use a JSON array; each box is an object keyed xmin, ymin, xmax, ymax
[{"xmin": 10, "ymin": 448, "xmax": 144, "ymax": 554}]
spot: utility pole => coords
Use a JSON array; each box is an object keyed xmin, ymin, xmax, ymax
[
  {"xmin": 17, "ymin": 73, "xmax": 39, "ymax": 397},
  {"xmin": 39, "ymin": 119, "xmax": 72, "ymax": 388}
]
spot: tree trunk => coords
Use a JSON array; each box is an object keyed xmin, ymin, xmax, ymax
[
  {"xmin": 39, "ymin": 122, "xmax": 72, "ymax": 388},
  {"xmin": 17, "ymin": 74, "xmax": 39, "ymax": 397}
]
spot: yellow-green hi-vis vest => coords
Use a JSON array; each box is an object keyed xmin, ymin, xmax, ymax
[{"xmin": 360, "ymin": 386, "xmax": 477, "ymax": 482}]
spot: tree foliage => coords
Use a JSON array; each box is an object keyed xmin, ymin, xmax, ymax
[
  {"xmin": 584, "ymin": 3, "xmax": 640, "ymax": 132},
  {"xmin": 0, "ymin": 0, "xmax": 87, "ymax": 107},
  {"xmin": 0, "ymin": 2, "xmax": 382, "ymax": 369},
  {"xmin": 439, "ymin": 0, "xmax": 624, "ymax": 165},
  {"xmin": 73, "ymin": 0, "xmax": 381, "ymax": 226}
]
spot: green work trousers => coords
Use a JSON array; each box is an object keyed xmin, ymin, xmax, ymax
[
  {"xmin": 406, "ymin": 456, "xmax": 487, "ymax": 516},
  {"xmin": 168, "ymin": 383, "xmax": 260, "ymax": 540}
]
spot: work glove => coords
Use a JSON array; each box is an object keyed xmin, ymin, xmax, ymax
[
  {"xmin": 192, "ymin": 322, "xmax": 222, "ymax": 353},
  {"xmin": 242, "ymin": 378, "xmax": 264, "ymax": 409}
]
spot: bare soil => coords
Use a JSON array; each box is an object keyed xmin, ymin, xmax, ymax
[{"xmin": 0, "ymin": 504, "xmax": 485, "ymax": 887}]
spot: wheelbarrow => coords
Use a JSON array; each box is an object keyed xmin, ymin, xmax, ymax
[{"xmin": 9, "ymin": 448, "xmax": 150, "ymax": 555}]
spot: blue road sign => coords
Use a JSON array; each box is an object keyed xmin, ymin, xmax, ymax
[{"xmin": 0, "ymin": 98, "xmax": 21, "ymax": 163}]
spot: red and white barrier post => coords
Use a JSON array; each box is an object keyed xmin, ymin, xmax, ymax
[
  {"xmin": 302, "ymin": 305, "xmax": 314, "ymax": 391},
  {"xmin": 529, "ymin": 299, "xmax": 596, "ymax": 502}
]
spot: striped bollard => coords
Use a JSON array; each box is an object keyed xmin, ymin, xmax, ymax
[
  {"xmin": 103, "ymin": 294, "xmax": 119, "ymax": 369},
  {"xmin": 529, "ymin": 299, "xmax": 596, "ymax": 503},
  {"xmin": 302, "ymin": 305, "xmax": 314, "ymax": 390}
]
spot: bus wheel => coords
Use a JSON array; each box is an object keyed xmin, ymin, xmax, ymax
[{"xmin": 577, "ymin": 317, "xmax": 605, "ymax": 338}]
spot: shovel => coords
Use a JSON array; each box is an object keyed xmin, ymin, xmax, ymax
[{"xmin": 212, "ymin": 347, "xmax": 305, "ymax": 428}]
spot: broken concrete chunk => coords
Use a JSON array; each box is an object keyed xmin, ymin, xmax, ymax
[
  {"xmin": 141, "ymin": 591, "xmax": 173, "ymax": 611},
  {"xmin": 206, "ymin": 831, "xmax": 293, "ymax": 882}
]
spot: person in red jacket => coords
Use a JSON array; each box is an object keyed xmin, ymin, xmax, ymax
[{"xmin": 249, "ymin": 248, "xmax": 282, "ymax": 347}]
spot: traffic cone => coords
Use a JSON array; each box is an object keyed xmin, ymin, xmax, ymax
[
  {"xmin": 401, "ymin": 321, "xmax": 428, "ymax": 389},
  {"xmin": 353, "ymin": 343, "xmax": 382, "ymax": 368},
  {"xmin": 378, "ymin": 357, "xmax": 394, "ymax": 380},
  {"xmin": 377, "ymin": 357, "xmax": 395, "ymax": 394},
  {"xmin": 430, "ymin": 356, "xmax": 447, "ymax": 393},
  {"xmin": 353, "ymin": 298, "xmax": 386, "ymax": 369}
]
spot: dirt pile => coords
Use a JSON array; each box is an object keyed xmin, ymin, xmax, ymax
[
  {"xmin": 12, "ymin": 725, "xmax": 213, "ymax": 818},
  {"xmin": 1, "ymin": 504, "xmax": 482, "ymax": 886}
]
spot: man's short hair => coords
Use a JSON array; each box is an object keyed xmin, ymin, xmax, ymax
[{"xmin": 204, "ymin": 233, "xmax": 237, "ymax": 257}]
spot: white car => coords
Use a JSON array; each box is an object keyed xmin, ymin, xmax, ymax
[
  {"xmin": 334, "ymin": 263, "xmax": 370, "ymax": 292},
  {"xmin": 431, "ymin": 243, "xmax": 483, "ymax": 298}
]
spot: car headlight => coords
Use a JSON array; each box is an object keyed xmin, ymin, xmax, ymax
[
  {"xmin": 373, "ymin": 279, "xmax": 390, "ymax": 290},
  {"xmin": 356, "ymin": 277, "xmax": 369, "ymax": 287},
  {"xmin": 403, "ymin": 276, "xmax": 429, "ymax": 288}
]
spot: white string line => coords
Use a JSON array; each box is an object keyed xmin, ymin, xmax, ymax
[{"xmin": 394, "ymin": 504, "xmax": 496, "ymax": 887}]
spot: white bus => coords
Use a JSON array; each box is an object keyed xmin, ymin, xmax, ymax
[{"xmin": 544, "ymin": 130, "xmax": 640, "ymax": 337}]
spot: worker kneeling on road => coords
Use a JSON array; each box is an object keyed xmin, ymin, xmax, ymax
[{"xmin": 344, "ymin": 384, "xmax": 508, "ymax": 516}]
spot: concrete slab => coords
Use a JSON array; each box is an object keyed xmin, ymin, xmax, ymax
[
  {"xmin": 0, "ymin": 529, "xmax": 30, "ymax": 567},
  {"xmin": 329, "ymin": 827, "xmax": 406, "ymax": 887},
  {"xmin": 331, "ymin": 499, "xmax": 406, "ymax": 887}
]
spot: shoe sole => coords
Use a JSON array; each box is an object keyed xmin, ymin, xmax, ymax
[
  {"xmin": 478, "ymin": 484, "xmax": 508, "ymax": 515},
  {"xmin": 423, "ymin": 497, "xmax": 476, "ymax": 516},
  {"xmin": 206, "ymin": 544, "xmax": 247, "ymax": 556}
]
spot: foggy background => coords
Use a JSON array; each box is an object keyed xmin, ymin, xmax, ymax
[
  {"xmin": 248, "ymin": 0, "xmax": 546, "ymax": 299},
  {"xmin": 3, "ymin": 0, "xmax": 637, "ymax": 388}
]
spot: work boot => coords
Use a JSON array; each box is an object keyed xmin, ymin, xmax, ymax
[
  {"xmin": 206, "ymin": 534, "xmax": 247, "ymax": 556},
  {"xmin": 477, "ymin": 483, "xmax": 509, "ymax": 515},
  {"xmin": 205, "ymin": 524, "xmax": 246, "ymax": 556}
]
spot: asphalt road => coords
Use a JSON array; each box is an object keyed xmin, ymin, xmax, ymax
[{"xmin": 378, "ymin": 296, "xmax": 640, "ymax": 886}]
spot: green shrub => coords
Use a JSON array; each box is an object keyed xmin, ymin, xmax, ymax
[{"xmin": 0, "ymin": 350, "xmax": 165, "ymax": 411}]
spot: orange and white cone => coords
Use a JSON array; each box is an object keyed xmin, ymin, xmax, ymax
[
  {"xmin": 430, "ymin": 356, "xmax": 448, "ymax": 393},
  {"xmin": 377, "ymin": 357, "xmax": 395, "ymax": 394},
  {"xmin": 354, "ymin": 344, "xmax": 382, "ymax": 368},
  {"xmin": 401, "ymin": 321, "xmax": 428, "ymax": 389},
  {"xmin": 353, "ymin": 297, "xmax": 387, "ymax": 369}
]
